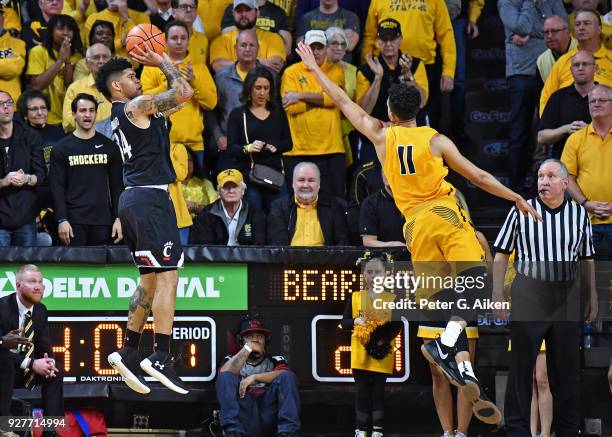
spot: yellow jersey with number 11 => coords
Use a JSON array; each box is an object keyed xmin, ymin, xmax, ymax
[{"xmin": 383, "ymin": 125, "xmax": 454, "ymax": 216}]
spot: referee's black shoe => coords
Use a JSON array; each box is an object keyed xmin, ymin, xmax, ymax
[
  {"xmin": 421, "ymin": 338, "xmax": 464, "ymax": 387},
  {"xmin": 108, "ymin": 347, "xmax": 151, "ymax": 394},
  {"xmin": 141, "ymin": 350, "xmax": 189, "ymax": 394}
]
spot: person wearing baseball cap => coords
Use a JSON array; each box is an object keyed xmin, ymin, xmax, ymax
[
  {"xmin": 216, "ymin": 314, "xmax": 301, "ymax": 437},
  {"xmin": 209, "ymin": 0, "xmax": 286, "ymax": 73},
  {"xmin": 190, "ymin": 169, "xmax": 266, "ymax": 245},
  {"xmin": 281, "ymin": 30, "xmax": 348, "ymax": 199},
  {"xmin": 354, "ymin": 18, "xmax": 428, "ymax": 161}
]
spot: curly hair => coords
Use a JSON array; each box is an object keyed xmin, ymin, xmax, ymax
[
  {"xmin": 95, "ymin": 57, "xmax": 133, "ymax": 101},
  {"xmin": 388, "ymin": 82, "xmax": 421, "ymax": 121},
  {"xmin": 16, "ymin": 89, "xmax": 50, "ymax": 121}
]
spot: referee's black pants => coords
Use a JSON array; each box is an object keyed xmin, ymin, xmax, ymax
[{"xmin": 504, "ymin": 275, "xmax": 581, "ymax": 437}]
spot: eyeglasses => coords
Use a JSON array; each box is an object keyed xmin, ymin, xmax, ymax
[
  {"xmin": 27, "ymin": 105, "xmax": 48, "ymax": 112},
  {"xmin": 329, "ymin": 41, "xmax": 347, "ymax": 48},
  {"xmin": 543, "ymin": 27, "xmax": 566, "ymax": 35},
  {"xmin": 589, "ymin": 98, "xmax": 611, "ymax": 105},
  {"xmin": 176, "ymin": 4, "xmax": 196, "ymax": 11},
  {"xmin": 0, "ymin": 99, "xmax": 15, "ymax": 107}
]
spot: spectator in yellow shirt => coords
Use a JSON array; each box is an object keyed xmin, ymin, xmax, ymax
[
  {"xmin": 141, "ymin": 20, "xmax": 217, "ymax": 166},
  {"xmin": 27, "ymin": 14, "xmax": 83, "ymax": 126},
  {"xmin": 172, "ymin": 0, "xmax": 209, "ymax": 65},
  {"xmin": 169, "ymin": 142, "xmax": 193, "ymax": 244},
  {"xmin": 541, "ymin": 9, "xmax": 612, "ymax": 114},
  {"xmin": 84, "ymin": 0, "xmax": 150, "ymax": 54},
  {"xmin": 0, "ymin": 10, "xmax": 26, "ymax": 103},
  {"xmin": 62, "ymin": 43, "xmax": 112, "ymax": 133},
  {"xmin": 361, "ymin": 0, "xmax": 456, "ymax": 129},
  {"xmin": 210, "ymin": 0, "xmax": 285, "ymax": 73},
  {"xmin": 281, "ymin": 30, "xmax": 345, "ymax": 198},
  {"xmin": 22, "ymin": 0, "xmax": 64, "ymax": 49},
  {"xmin": 181, "ymin": 149, "xmax": 218, "ymax": 218},
  {"xmin": 74, "ymin": 20, "xmax": 116, "ymax": 81}
]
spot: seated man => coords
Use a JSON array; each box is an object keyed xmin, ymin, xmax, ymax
[
  {"xmin": 266, "ymin": 161, "xmax": 349, "ymax": 246},
  {"xmin": 359, "ymin": 172, "xmax": 405, "ymax": 247},
  {"xmin": 190, "ymin": 169, "xmax": 266, "ymax": 245},
  {"xmin": 216, "ymin": 315, "xmax": 300, "ymax": 437},
  {"xmin": 0, "ymin": 264, "xmax": 64, "ymax": 426}
]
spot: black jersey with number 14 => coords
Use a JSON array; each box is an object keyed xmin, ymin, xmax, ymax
[{"xmin": 110, "ymin": 101, "xmax": 176, "ymax": 187}]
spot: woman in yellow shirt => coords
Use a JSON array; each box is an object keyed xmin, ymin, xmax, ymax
[
  {"xmin": 26, "ymin": 14, "xmax": 83, "ymax": 126},
  {"xmin": 342, "ymin": 253, "xmax": 401, "ymax": 437},
  {"xmin": 181, "ymin": 149, "xmax": 218, "ymax": 219}
]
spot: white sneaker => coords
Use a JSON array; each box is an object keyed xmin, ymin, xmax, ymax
[
  {"xmin": 354, "ymin": 430, "xmax": 367, "ymax": 437},
  {"xmin": 442, "ymin": 432, "xmax": 454, "ymax": 437},
  {"xmin": 372, "ymin": 432, "xmax": 383, "ymax": 437},
  {"xmin": 455, "ymin": 432, "xmax": 467, "ymax": 437}
]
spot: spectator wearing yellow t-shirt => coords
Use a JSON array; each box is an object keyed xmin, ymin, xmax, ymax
[
  {"xmin": 0, "ymin": 11, "xmax": 26, "ymax": 103},
  {"xmin": 27, "ymin": 14, "xmax": 83, "ymax": 126},
  {"xmin": 141, "ymin": 21, "xmax": 217, "ymax": 165},
  {"xmin": 172, "ymin": 0, "xmax": 210, "ymax": 66},
  {"xmin": 84, "ymin": 0, "xmax": 149, "ymax": 54},
  {"xmin": 210, "ymin": 0, "xmax": 285, "ymax": 73}
]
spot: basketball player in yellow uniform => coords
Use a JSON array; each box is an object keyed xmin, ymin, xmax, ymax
[{"xmin": 296, "ymin": 41, "xmax": 540, "ymax": 425}]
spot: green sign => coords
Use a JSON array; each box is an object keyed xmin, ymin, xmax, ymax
[{"xmin": 0, "ymin": 263, "xmax": 247, "ymax": 311}]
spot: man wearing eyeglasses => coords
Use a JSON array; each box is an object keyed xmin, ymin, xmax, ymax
[
  {"xmin": 536, "ymin": 15, "xmax": 577, "ymax": 88},
  {"xmin": 562, "ymin": 83, "xmax": 612, "ymax": 250},
  {"xmin": 540, "ymin": 9, "xmax": 612, "ymax": 114},
  {"xmin": 0, "ymin": 90, "xmax": 46, "ymax": 246},
  {"xmin": 538, "ymin": 50, "xmax": 595, "ymax": 159},
  {"xmin": 171, "ymin": 0, "xmax": 209, "ymax": 66}
]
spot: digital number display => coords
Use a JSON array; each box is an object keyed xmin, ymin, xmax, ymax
[
  {"xmin": 311, "ymin": 315, "xmax": 410, "ymax": 382},
  {"xmin": 48, "ymin": 316, "xmax": 216, "ymax": 383},
  {"xmin": 263, "ymin": 266, "xmax": 361, "ymax": 302}
]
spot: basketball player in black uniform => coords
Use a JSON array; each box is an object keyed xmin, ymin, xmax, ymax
[{"xmin": 95, "ymin": 48, "xmax": 193, "ymax": 395}]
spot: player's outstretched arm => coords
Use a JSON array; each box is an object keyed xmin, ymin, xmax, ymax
[
  {"xmin": 431, "ymin": 133, "xmax": 542, "ymax": 221},
  {"xmin": 127, "ymin": 46, "xmax": 194, "ymax": 117},
  {"xmin": 295, "ymin": 42, "xmax": 386, "ymax": 149}
]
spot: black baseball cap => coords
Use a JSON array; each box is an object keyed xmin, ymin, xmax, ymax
[
  {"xmin": 377, "ymin": 18, "xmax": 402, "ymax": 39},
  {"xmin": 239, "ymin": 317, "xmax": 270, "ymax": 336}
]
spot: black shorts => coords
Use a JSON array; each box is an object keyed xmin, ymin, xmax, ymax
[{"xmin": 119, "ymin": 187, "xmax": 184, "ymax": 269}]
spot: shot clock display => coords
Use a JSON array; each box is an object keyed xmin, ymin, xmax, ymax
[
  {"xmin": 311, "ymin": 315, "xmax": 410, "ymax": 382},
  {"xmin": 47, "ymin": 316, "xmax": 216, "ymax": 383}
]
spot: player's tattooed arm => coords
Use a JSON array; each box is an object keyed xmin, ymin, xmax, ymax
[
  {"xmin": 219, "ymin": 347, "xmax": 251, "ymax": 375},
  {"xmin": 159, "ymin": 57, "xmax": 192, "ymax": 99}
]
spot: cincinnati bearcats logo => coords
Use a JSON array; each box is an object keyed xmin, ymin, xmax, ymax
[{"xmin": 162, "ymin": 241, "xmax": 173, "ymax": 261}]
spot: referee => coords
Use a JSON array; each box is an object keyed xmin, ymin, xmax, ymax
[{"xmin": 492, "ymin": 159, "xmax": 598, "ymax": 437}]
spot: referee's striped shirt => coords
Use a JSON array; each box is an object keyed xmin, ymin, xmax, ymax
[{"xmin": 493, "ymin": 197, "xmax": 594, "ymax": 282}]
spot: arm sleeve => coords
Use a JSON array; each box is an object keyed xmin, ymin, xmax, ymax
[
  {"xmin": 227, "ymin": 108, "xmax": 248, "ymax": 157},
  {"xmin": 361, "ymin": 0, "xmax": 378, "ymax": 64},
  {"xmin": 344, "ymin": 10, "xmax": 361, "ymax": 33},
  {"xmin": 220, "ymin": 5, "xmax": 234, "ymax": 30},
  {"xmin": 29, "ymin": 135, "xmax": 46, "ymax": 185},
  {"xmin": 579, "ymin": 213, "xmax": 595, "ymax": 258},
  {"xmin": 190, "ymin": 211, "xmax": 215, "ymax": 244},
  {"xmin": 262, "ymin": 32, "xmax": 287, "ymax": 60},
  {"xmin": 341, "ymin": 295, "xmax": 354, "ymax": 330},
  {"xmin": 252, "ymin": 209, "xmax": 267, "ymax": 245},
  {"xmin": 435, "ymin": 0, "xmax": 457, "ymax": 78},
  {"xmin": 498, "ymin": 0, "xmax": 536, "ymax": 35},
  {"xmin": 266, "ymin": 200, "xmax": 291, "ymax": 245},
  {"xmin": 107, "ymin": 139, "xmax": 124, "ymax": 219},
  {"xmin": 414, "ymin": 62, "xmax": 429, "ymax": 103},
  {"xmin": 280, "ymin": 69, "xmax": 308, "ymax": 115},
  {"xmin": 560, "ymin": 132, "xmax": 579, "ymax": 175},
  {"xmin": 0, "ymin": 51, "xmax": 25, "ymax": 80},
  {"xmin": 539, "ymin": 62, "xmax": 562, "ymax": 115},
  {"xmin": 49, "ymin": 146, "xmax": 68, "ymax": 221},
  {"xmin": 468, "ymin": 0, "xmax": 485, "ymax": 23},
  {"xmin": 141, "ymin": 66, "xmax": 166, "ymax": 94},
  {"xmin": 273, "ymin": 110, "xmax": 293, "ymax": 154},
  {"xmin": 172, "ymin": 143, "xmax": 189, "ymax": 182},
  {"xmin": 537, "ymin": 91, "xmax": 560, "ymax": 132},
  {"xmin": 493, "ymin": 206, "xmax": 519, "ymax": 254},
  {"xmin": 209, "ymin": 34, "xmax": 231, "ymax": 68},
  {"xmin": 25, "ymin": 46, "xmax": 47, "ymax": 76},
  {"xmin": 358, "ymin": 195, "xmax": 379, "ymax": 237},
  {"xmin": 355, "ymin": 70, "xmax": 372, "ymax": 103},
  {"xmin": 193, "ymin": 64, "xmax": 218, "ymax": 110}
]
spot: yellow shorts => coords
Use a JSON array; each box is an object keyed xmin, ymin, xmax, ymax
[
  {"xmin": 404, "ymin": 195, "xmax": 485, "ymax": 263},
  {"xmin": 417, "ymin": 325, "xmax": 479, "ymax": 339}
]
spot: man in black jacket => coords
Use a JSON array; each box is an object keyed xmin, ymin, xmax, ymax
[
  {"xmin": 191, "ymin": 169, "xmax": 266, "ymax": 245},
  {"xmin": 0, "ymin": 90, "xmax": 46, "ymax": 246},
  {"xmin": 267, "ymin": 161, "xmax": 349, "ymax": 246},
  {"xmin": 0, "ymin": 264, "xmax": 64, "ymax": 424}
]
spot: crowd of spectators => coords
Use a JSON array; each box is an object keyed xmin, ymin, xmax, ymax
[{"xmin": 0, "ymin": 0, "xmax": 611, "ymax": 249}]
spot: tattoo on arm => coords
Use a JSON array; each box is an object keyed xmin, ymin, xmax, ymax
[
  {"xmin": 220, "ymin": 347, "xmax": 251, "ymax": 375},
  {"xmin": 160, "ymin": 58, "xmax": 192, "ymax": 98},
  {"xmin": 127, "ymin": 284, "xmax": 153, "ymax": 332}
]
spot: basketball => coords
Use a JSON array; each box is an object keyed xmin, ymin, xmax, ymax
[{"xmin": 125, "ymin": 24, "xmax": 166, "ymax": 58}]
